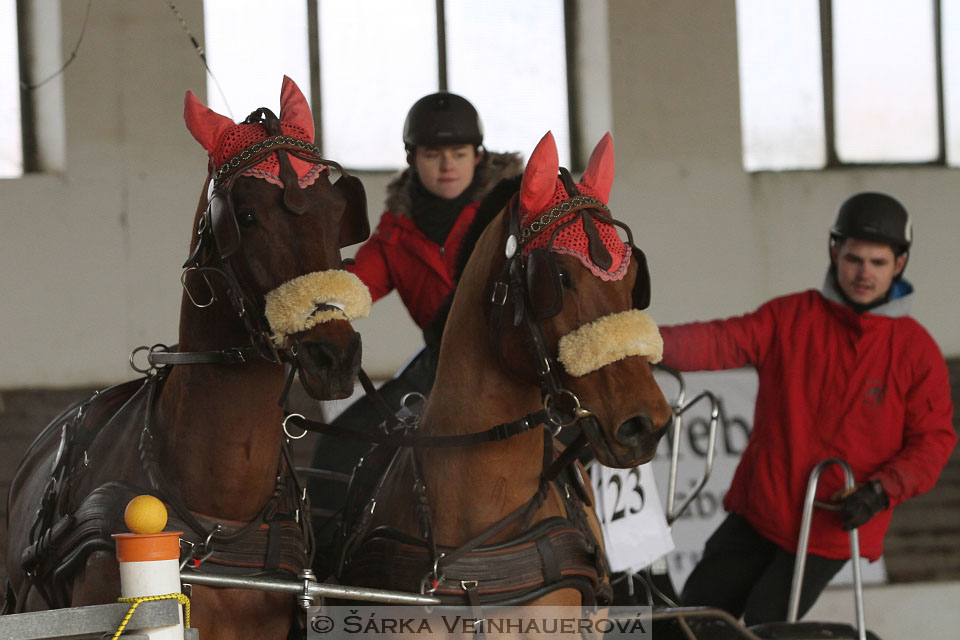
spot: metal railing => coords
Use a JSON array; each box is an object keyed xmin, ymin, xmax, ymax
[
  {"xmin": 787, "ymin": 458, "xmax": 866, "ymax": 640},
  {"xmin": 180, "ymin": 568, "xmax": 439, "ymax": 609},
  {"xmin": 656, "ymin": 365, "xmax": 720, "ymax": 525},
  {"xmin": 0, "ymin": 600, "xmax": 195, "ymax": 640}
]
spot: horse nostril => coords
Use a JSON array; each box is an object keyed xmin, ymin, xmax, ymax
[
  {"xmin": 616, "ymin": 416, "xmax": 653, "ymax": 445},
  {"xmin": 303, "ymin": 340, "xmax": 340, "ymax": 370}
]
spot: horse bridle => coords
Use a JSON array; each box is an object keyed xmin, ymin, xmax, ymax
[
  {"xmin": 147, "ymin": 108, "xmax": 369, "ymax": 370},
  {"xmin": 488, "ymin": 185, "xmax": 651, "ymax": 433}
]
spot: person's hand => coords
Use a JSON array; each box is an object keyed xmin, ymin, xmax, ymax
[{"xmin": 835, "ymin": 480, "xmax": 888, "ymax": 530}]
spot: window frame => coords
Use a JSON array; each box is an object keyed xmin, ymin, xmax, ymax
[
  {"xmin": 819, "ymin": 0, "xmax": 947, "ymax": 169},
  {"xmin": 306, "ymin": 0, "xmax": 589, "ymax": 171}
]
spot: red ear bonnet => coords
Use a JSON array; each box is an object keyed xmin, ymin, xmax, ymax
[
  {"xmin": 278, "ymin": 75, "xmax": 315, "ymax": 144},
  {"xmin": 183, "ymin": 76, "xmax": 324, "ymax": 187},
  {"xmin": 579, "ymin": 132, "xmax": 614, "ymax": 204},
  {"xmin": 520, "ymin": 131, "xmax": 561, "ymax": 216},
  {"xmin": 519, "ymin": 132, "xmax": 630, "ymax": 281},
  {"xmin": 184, "ymin": 90, "xmax": 234, "ymax": 154}
]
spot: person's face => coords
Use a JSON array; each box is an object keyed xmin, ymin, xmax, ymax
[
  {"xmin": 831, "ymin": 237, "xmax": 906, "ymax": 306},
  {"xmin": 413, "ymin": 144, "xmax": 481, "ymax": 199}
]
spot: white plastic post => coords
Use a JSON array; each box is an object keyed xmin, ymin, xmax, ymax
[{"xmin": 112, "ymin": 496, "xmax": 185, "ymax": 640}]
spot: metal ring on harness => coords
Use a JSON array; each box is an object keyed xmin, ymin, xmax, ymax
[
  {"xmin": 400, "ymin": 391, "xmax": 427, "ymax": 411},
  {"xmin": 282, "ymin": 413, "xmax": 308, "ymax": 440},
  {"xmin": 129, "ymin": 344, "xmax": 169, "ymax": 375},
  {"xmin": 420, "ymin": 554, "xmax": 446, "ymax": 595},
  {"xmin": 180, "ymin": 267, "xmax": 216, "ymax": 308},
  {"xmin": 543, "ymin": 390, "xmax": 591, "ymax": 433}
]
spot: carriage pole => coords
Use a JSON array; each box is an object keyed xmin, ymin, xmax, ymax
[{"xmin": 178, "ymin": 570, "xmax": 441, "ymax": 607}]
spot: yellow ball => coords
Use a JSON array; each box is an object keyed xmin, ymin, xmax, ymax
[{"xmin": 124, "ymin": 495, "xmax": 168, "ymax": 534}]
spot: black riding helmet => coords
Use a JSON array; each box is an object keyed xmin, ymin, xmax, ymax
[
  {"xmin": 830, "ymin": 192, "xmax": 912, "ymax": 254},
  {"xmin": 403, "ymin": 91, "xmax": 484, "ymax": 150}
]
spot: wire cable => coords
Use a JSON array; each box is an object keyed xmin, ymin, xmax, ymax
[{"xmin": 20, "ymin": 0, "xmax": 93, "ymax": 91}]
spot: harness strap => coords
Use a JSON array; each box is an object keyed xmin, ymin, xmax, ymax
[
  {"xmin": 357, "ymin": 368, "xmax": 405, "ymax": 431},
  {"xmin": 536, "ymin": 535, "xmax": 563, "ymax": 585},
  {"xmin": 435, "ymin": 431, "xmax": 588, "ymax": 572},
  {"xmin": 286, "ymin": 410, "xmax": 549, "ymax": 448},
  {"xmin": 343, "ymin": 518, "xmax": 604, "ymax": 606},
  {"xmin": 146, "ymin": 344, "xmax": 261, "ymax": 366},
  {"xmin": 138, "ymin": 374, "xmax": 304, "ymax": 559}
]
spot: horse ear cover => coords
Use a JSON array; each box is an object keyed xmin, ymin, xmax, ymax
[
  {"xmin": 521, "ymin": 131, "xmax": 560, "ymax": 215},
  {"xmin": 579, "ymin": 132, "xmax": 615, "ymax": 204},
  {"xmin": 278, "ymin": 75, "xmax": 315, "ymax": 143},
  {"xmin": 184, "ymin": 91, "xmax": 235, "ymax": 154}
]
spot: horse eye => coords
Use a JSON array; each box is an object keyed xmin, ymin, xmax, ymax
[
  {"xmin": 236, "ymin": 209, "xmax": 257, "ymax": 227},
  {"xmin": 558, "ymin": 269, "xmax": 573, "ymax": 288}
]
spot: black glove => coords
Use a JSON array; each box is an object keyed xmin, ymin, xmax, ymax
[{"xmin": 839, "ymin": 480, "xmax": 888, "ymax": 530}]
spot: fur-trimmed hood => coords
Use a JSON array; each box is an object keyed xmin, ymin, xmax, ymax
[{"xmin": 384, "ymin": 151, "xmax": 523, "ymax": 218}]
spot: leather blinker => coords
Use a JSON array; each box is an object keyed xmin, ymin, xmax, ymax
[
  {"xmin": 631, "ymin": 244, "xmax": 651, "ymax": 310},
  {"xmin": 334, "ymin": 174, "xmax": 370, "ymax": 248},
  {"xmin": 525, "ymin": 248, "xmax": 565, "ymax": 321},
  {"xmin": 208, "ymin": 188, "xmax": 241, "ymax": 260}
]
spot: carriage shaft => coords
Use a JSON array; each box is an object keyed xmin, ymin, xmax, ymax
[{"xmin": 180, "ymin": 569, "xmax": 439, "ymax": 605}]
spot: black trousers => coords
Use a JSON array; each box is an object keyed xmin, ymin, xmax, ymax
[{"xmin": 680, "ymin": 513, "xmax": 847, "ymax": 626}]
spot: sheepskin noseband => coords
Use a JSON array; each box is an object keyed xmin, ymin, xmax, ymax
[
  {"xmin": 264, "ymin": 270, "xmax": 371, "ymax": 342},
  {"xmin": 557, "ymin": 309, "xmax": 662, "ymax": 377}
]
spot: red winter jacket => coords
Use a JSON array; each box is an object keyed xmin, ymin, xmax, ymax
[
  {"xmin": 659, "ymin": 285, "xmax": 956, "ymax": 561},
  {"xmin": 348, "ymin": 151, "xmax": 522, "ymax": 331},
  {"xmin": 348, "ymin": 205, "xmax": 479, "ymax": 330}
]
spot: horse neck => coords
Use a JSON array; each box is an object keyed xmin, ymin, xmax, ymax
[
  {"xmin": 155, "ymin": 292, "xmax": 287, "ymax": 521},
  {"xmin": 417, "ymin": 264, "xmax": 551, "ymax": 540}
]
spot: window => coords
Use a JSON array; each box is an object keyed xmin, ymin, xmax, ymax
[
  {"xmin": 204, "ymin": 0, "xmax": 571, "ymax": 170},
  {"xmin": 1, "ymin": 0, "xmax": 22, "ymax": 178},
  {"xmin": 737, "ymin": 0, "xmax": 960, "ymax": 171}
]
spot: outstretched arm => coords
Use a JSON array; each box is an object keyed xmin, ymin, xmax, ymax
[
  {"xmin": 347, "ymin": 228, "xmax": 394, "ymax": 304},
  {"xmin": 659, "ymin": 302, "xmax": 778, "ymax": 372}
]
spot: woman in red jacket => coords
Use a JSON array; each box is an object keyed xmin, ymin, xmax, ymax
[
  {"xmin": 661, "ymin": 193, "xmax": 956, "ymax": 624},
  {"xmin": 307, "ymin": 93, "xmax": 521, "ymax": 558}
]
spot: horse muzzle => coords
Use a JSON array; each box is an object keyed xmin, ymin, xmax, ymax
[
  {"xmin": 583, "ymin": 412, "xmax": 667, "ymax": 468},
  {"xmin": 294, "ymin": 323, "xmax": 363, "ymax": 400},
  {"xmin": 264, "ymin": 269, "xmax": 369, "ymax": 399}
]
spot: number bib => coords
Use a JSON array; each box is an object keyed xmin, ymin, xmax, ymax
[{"xmin": 590, "ymin": 463, "xmax": 675, "ymax": 573}]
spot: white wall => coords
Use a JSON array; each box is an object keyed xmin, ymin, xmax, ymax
[{"xmin": 1, "ymin": 0, "xmax": 958, "ymax": 388}]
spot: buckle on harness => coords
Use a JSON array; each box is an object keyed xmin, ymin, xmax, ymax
[{"xmin": 490, "ymin": 282, "xmax": 509, "ymax": 306}]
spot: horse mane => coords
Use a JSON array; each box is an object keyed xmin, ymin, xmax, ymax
[{"xmin": 424, "ymin": 175, "xmax": 522, "ymax": 347}]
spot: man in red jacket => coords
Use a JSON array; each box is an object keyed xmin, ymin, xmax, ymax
[
  {"xmin": 661, "ymin": 192, "xmax": 956, "ymax": 624},
  {"xmin": 307, "ymin": 92, "xmax": 521, "ymax": 558}
]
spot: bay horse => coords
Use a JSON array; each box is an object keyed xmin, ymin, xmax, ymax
[
  {"xmin": 4, "ymin": 76, "xmax": 370, "ymax": 639},
  {"xmin": 331, "ymin": 131, "xmax": 672, "ymax": 612}
]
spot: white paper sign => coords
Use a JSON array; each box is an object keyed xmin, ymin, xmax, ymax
[{"xmin": 590, "ymin": 462, "xmax": 675, "ymax": 573}]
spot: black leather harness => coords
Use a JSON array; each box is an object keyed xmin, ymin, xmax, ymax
[
  {"xmin": 15, "ymin": 373, "xmax": 311, "ymax": 612},
  {"xmin": 291, "ymin": 188, "xmax": 647, "ymax": 609}
]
